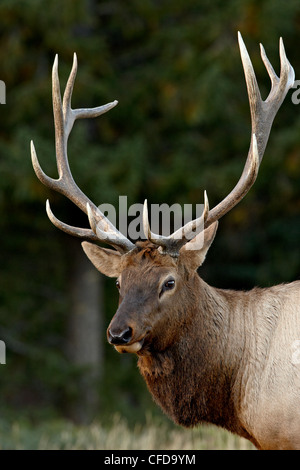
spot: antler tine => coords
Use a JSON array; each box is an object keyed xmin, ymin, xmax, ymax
[
  {"xmin": 46, "ymin": 199, "xmax": 99, "ymax": 242},
  {"xmin": 203, "ymin": 32, "xmax": 294, "ymax": 228},
  {"xmin": 143, "ymin": 199, "xmax": 169, "ymax": 246},
  {"xmin": 171, "ymin": 190, "xmax": 209, "ymax": 246},
  {"xmin": 260, "ymin": 43, "xmax": 278, "ymax": 90},
  {"xmin": 62, "ymin": 53, "xmax": 119, "ymax": 131},
  {"xmin": 31, "ymin": 54, "xmax": 134, "ymax": 253}
]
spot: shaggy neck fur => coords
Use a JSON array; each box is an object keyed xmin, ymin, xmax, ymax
[{"xmin": 137, "ymin": 276, "xmax": 282, "ymax": 447}]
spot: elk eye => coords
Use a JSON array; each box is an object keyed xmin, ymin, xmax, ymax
[
  {"xmin": 160, "ymin": 278, "xmax": 175, "ymax": 297},
  {"xmin": 116, "ymin": 280, "xmax": 120, "ymax": 289},
  {"xmin": 164, "ymin": 279, "xmax": 175, "ymax": 290}
]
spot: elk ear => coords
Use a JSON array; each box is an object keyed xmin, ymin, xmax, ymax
[
  {"xmin": 81, "ymin": 241, "xmax": 122, "ymax": 278},
  {"xmin": 179, "ymin": 221, "xmax": 218, "ymax": 270}
]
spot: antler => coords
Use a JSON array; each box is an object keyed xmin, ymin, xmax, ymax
[
  {"xmin": 143, "ymin": 32, "xmax": 295, "ymax": 256},
  {"xmin": 31, "ymin": 53, "xmax": 134, "ymax": 254}
]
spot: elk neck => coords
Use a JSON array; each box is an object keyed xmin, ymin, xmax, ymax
[{"xmin": 137, "ymin": 275, "xmax": 264, "ymax": 435}]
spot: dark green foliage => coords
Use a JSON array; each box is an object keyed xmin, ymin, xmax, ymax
[{"xmin": 1, "ymin": 0, "xmax": 300, "ymax": 423}]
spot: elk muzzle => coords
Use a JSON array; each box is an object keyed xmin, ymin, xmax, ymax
[
  {"xmin": 107, "ymin": 321, "xmax": 145, "ymax": 354},
  {"xmin": 108, "ymin": 326, "xmax": 133, "ymax": 345}
]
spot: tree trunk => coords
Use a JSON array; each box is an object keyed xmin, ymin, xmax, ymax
[{"xmin": 66, "ymin": 238, "xmax": 104, "ymax": 423}]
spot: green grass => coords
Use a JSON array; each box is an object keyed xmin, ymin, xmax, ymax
[{"xmin": 0, "ymin": 414, "xmax": 254, "ymax": 450}]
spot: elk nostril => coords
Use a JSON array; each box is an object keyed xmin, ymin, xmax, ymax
[
  {"xmin": 108, "ymin": 327, "xmax": 133, "ymax": 345},
  {"xmin": 121, "ymin": 327, "xmax": 133, "ymax": 343}
]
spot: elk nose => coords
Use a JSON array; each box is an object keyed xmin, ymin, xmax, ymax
[{"xmin": 108, "ymin": 327, "xmax": 133, "ymax": 345}]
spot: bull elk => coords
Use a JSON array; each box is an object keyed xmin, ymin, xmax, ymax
[{"xmin": 31, "ymin": 33, "xmax": 299, "ymax": 449}]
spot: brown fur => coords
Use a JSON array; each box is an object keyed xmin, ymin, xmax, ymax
[{"xmin": 82, "ymin": 232, "xmax": 300, "ymax": 450}]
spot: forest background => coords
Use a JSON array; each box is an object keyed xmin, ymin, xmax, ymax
[{"xmin": 1, "ymin": 0, "xmax": 300, "ymax": 449}]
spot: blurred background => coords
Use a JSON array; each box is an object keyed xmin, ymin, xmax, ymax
[{"xmin": 1, "ymin": 0, "xmax": 300, "ymax": 449}]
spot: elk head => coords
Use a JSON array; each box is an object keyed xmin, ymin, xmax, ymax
[
  {"xmin": 82, "ymin": 221, "xmax": 218, "ymax": 354},
  {"xmin": 31, "ymin": 33, "xmax": 294, "ymax": 356}
]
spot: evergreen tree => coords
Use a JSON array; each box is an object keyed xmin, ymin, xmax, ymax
[{"xmin": 1, "ymin": 0, "xmax": 300, "ymax": 422}]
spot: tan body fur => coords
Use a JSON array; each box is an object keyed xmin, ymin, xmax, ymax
[
  {"xmin": 139, "ymin": 277, "xmax": 300, "ymax": 450},
  {"xmin": 83, "ymin": 239, "xmax": 300, "ymax": 450}
]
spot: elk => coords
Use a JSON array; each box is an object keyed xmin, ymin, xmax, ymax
[{"xmin": 31, "ymin": 33, "xmax": 299, "ymax": 450}]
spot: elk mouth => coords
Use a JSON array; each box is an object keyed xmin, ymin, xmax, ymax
[{"xmin": 113, "ymin": 334, "xmax": 149, "ymax": 355}]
